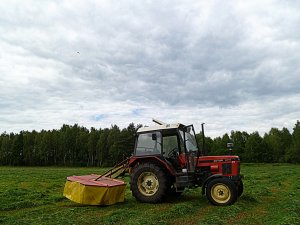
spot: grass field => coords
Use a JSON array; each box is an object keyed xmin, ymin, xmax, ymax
[{"xmin": 0, "ymin": 164, "xmax": 299, "ymax": 225}]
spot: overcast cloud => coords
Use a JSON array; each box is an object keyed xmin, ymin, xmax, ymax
[{"xmin": 0, "ymin": 0, "xmax": 299, "ymax": 137}]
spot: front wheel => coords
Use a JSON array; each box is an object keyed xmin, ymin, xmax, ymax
[
  {"xmin": 206, "ymin": 178, "xmax": 238, "ymax": 206},
  {"xmin": 237, "ymin": 180, "xmax": 244, "ymax": 197}
]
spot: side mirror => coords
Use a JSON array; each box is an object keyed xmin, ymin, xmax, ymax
[
  {"xmin": 152, "ymin": 133, "xmax": 157, "ymax": 141},
  {"xmin": 227, "ymin": 143, "xmax": 234, "ymax": 148},
  {"xmin": 227, "ymin": 142, "xmax": 234, "ymax": 155}
]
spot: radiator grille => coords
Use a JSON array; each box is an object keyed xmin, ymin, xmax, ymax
[{"xmin": 222, "ymin": 163, "xmax": 232, "ymax": 175}]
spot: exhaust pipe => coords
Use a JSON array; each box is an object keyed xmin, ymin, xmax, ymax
[{"xmin": 201, "ymin": 123, "xmax": 206, "ymax": 156}]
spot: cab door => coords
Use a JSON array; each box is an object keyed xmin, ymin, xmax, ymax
[
  {"xmin": 162, "ymin": 131, "xmax": 182, "ymax": 171},
  {"xmin": 180, "ymin": 125, "xmax": 199, "ymax": 173}
]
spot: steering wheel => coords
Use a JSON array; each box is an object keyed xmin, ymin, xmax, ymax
[{"xmin": 168, "ymin": 147, "xmax": 178, "ymax": 158}]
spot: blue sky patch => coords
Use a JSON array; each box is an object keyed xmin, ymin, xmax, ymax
[
  {"xmin": 132, "ymin": 108, "xmax": 144, "ymax": 116},
  {"xmin": 94, "ymin": 114, "xmax": 106, "ymax": 121}
]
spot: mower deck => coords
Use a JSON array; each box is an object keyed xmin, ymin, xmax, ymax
[{"xmin": 63, "ymin": 174, "xmax": 126, "ymax": 205}]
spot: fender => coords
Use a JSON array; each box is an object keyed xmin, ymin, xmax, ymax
[
  {"xmin": 201, "ymin": 174, "xmax": 223, "ymax": 195},
  {"xmin": 128, "ymin": 155, "xmax": 176, "ymax": 176}
]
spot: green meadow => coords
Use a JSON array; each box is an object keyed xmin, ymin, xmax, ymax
[{"xmin": 0, "ymin": 164, "xmax": 299, "ymax": 225}]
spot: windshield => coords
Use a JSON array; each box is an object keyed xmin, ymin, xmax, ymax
[
  {"xmin": 180, "ymin": 126, "xmax": 198, "ymax": 152},
  {"xmin": 135, "ymin": 132, "xmax": 162, "ymax": 156}
]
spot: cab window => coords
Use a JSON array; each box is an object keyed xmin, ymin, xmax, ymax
[
  {"xmin": 163, "ymin": 135, "xmax": 179, "ymax": 157},
  {"xmin": 135, "ymin": 132, "xmax": 162, "ymax": 156}
]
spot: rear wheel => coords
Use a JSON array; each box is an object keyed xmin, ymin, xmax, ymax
[
  {"xmin": 131, "ymin": 163, "xmax": 169, "ymax": 203},
  {"xmin": 206, "ymin": 178, "xmax": 238, "ymax": 206}
]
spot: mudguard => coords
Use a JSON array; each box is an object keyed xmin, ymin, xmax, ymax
[{"xmin": 201, "ymin": 174, "xmax": 222, "ymax": 195}]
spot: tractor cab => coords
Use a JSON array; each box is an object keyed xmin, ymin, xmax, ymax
[{"xmin": 133, "ymin": 120, "xmax": 198, "ymax": 173}]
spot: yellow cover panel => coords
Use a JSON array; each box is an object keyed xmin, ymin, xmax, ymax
[{"xmin": 63, "ymin": 180, "xmax": 126, "ymax": 205}]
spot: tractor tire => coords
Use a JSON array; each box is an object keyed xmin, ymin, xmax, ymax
[
  {"xmin": 206, "ymin": 178, "xmax": 238, "ymax": 206},
  {"xmin": 131, "ymin": 163, "xmax": 169, "ymax": 203},
  {"xmin": 237, "ymin": 180, "xmax": 244, "ymax": 197}
]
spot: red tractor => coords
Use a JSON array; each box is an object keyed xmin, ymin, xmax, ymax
[{"xmin": 128, "ymin": 119, "xmax": 243, "ymax": 206}]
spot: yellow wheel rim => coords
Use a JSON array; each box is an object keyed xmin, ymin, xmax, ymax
[
  {"xmin": 137, "ymin": 172, "xmax": 159, "ymax": 196},
  {"xmin": 211, "ymin": 183, "xmax": 231, "ymax": 204}
]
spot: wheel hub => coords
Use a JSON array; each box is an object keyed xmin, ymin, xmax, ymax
[
  {"xmin": 138, "ymin": 172, "xmax": 159, "ymax": 196},
  {"xmin": 146, "ymin": 180, "xmax": 153, "ymax": 187},
  {"xmin": 211, "ymin": 183, "xmax": 231, "ymax": 204}
]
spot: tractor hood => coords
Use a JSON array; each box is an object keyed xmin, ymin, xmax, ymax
[{"xmin": 198, "ymin": 155, "xmax": 240, "ymax": 163}]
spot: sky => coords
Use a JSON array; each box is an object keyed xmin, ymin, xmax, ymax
[{"xmin": 0, "ymin": 0, "xmax": 299, "ymax": 137}]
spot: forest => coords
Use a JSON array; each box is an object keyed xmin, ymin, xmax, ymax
[{"xmin": 0, "ymin": 121, "xmax": 299, "ymax": 166}]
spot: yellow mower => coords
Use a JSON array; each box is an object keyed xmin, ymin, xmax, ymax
[{"xmin": 63, "ymin": 159, "xmax": 128, "ymax": 205}]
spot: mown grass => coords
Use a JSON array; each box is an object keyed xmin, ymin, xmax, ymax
[{"xmin": 0, "ymin": 164, "xmax": 299, "ymax": 225}]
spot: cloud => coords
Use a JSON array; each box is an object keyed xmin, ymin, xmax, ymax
[{"xmin": 0, "ymin": 0, "xmax": 299, "ymax": 137}]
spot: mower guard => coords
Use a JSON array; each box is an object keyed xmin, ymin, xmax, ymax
[{"xmin": 63, "ymin": 174, "xmax": 126, "ymax": 205}]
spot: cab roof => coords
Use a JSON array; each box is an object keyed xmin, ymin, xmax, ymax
[{"xmin": 137, "ymin": 123, "xmax": 186, "ymax": 133}]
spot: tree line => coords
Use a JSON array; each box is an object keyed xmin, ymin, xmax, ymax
[
  {"xmin": 196, "ymin": 120, "xmax": 300, "ymax": 163},
  {"xmin": 0, "ymin": 121, "xmax": 299, "ymax": 166}
]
